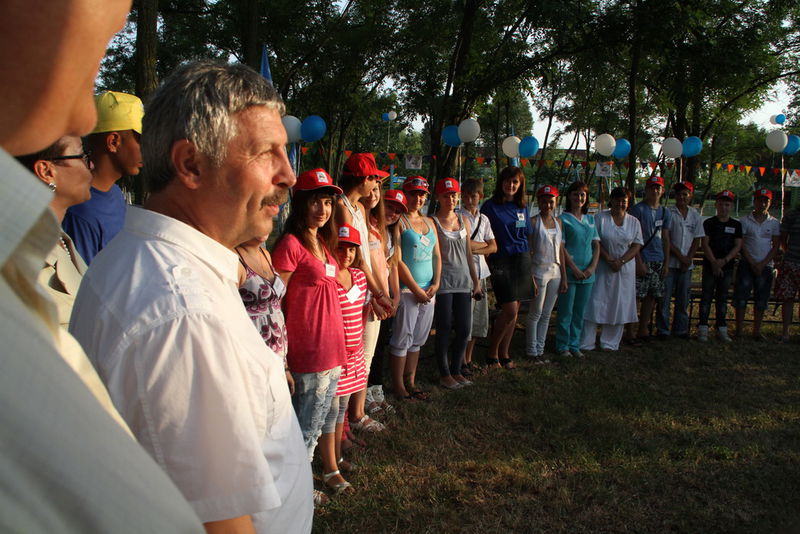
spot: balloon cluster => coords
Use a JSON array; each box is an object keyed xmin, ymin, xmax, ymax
[
  {"xmin": 660, "ymin": 136, "xmax": 704, "ymax": 158},
  {"xmin": 442, "ymin": 118, "xmax": 481, "ymax": 147},
  {"xmin": 382, "ymin": 111, "xmax": 398, "ymax": 121},
  {"xmin": 770, "ymin": 114, "xmax": 786, "ymax": 125},
  {"xmin": 766, "ymin": 130, "xmax": 794, "ymax": 153},
  {"xmin": 281, "ymin": 115, "xmax": 327, "ymax": 143},
  {"xmin": 594, "ymin": 134, "xmax": 631, "ymax": 158}
]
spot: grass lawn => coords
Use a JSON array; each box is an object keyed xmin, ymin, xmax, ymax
[{"xmin": 312, "ymin": 323, "xmax": 800, "ymax": 533}]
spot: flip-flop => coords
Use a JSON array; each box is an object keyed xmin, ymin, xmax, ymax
[{"xmin": 499, "ymin": 358, "xmax": 516, "ymax": 369}]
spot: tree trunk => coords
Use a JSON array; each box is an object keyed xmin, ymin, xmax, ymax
[
  {"xmin": 239, "ymin": 0, "xmax": 260, "ymax": 71},
  {"xmin": 625, "ymin": 1, "xmax": 640, "ymax": 191}
]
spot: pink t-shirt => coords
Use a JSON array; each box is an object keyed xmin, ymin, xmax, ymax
[{"xmin": 272, "ymin": 234, "xmax": 346, "ymax": 373}]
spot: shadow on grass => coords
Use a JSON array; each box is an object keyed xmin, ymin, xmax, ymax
[{"xmin": 313, "ymin": 332, "xmax": 800, "ymax": 533}]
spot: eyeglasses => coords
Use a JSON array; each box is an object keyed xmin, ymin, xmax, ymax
[{"xmin": 50, "ymin": 152, "xmax": 92, "ymax": 169}]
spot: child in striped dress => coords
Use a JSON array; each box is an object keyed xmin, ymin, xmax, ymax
[{"xmin": 319, "ymin": 224, "xmax": 368, "ymax": 495}]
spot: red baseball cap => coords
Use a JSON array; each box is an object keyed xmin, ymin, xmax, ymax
[
  {"xmin": 384, "ymin": 189, "xmax": 408, "ymax": 212},
  {"xmin": 434, "ymin": 178, "xmax": 460, "ymax": 195},
  {"xmin": 646, "ymin": 176, "xmax": 664, "ymax": 188},
  {"xmin": 337, "ymin": 224, "xmax": 361, "ymax": 247},
  {"xmin": 754, "ymin": 188, "xmax": 773, "ymax": 200},
  {"xmin": 295, "ymin": 168, "xmax": 343, "ymax": 194},
  {"xmin": 536, "ymin": 184, "xmax": 559, "ymax": 198},
  {"xmin": 716, "ymin": 190, "xmax": 735, "ymax": 201},
  {"xmin": 673, "ymin": 181, "xmax": 694, "ymax": 193},
  {"xmin": 342, "ymin": 152, "xmax": 389, "ymax": 178},
  {"xmin": 403, "ymin": 176, "xmax": 429, "ymax": 193}
]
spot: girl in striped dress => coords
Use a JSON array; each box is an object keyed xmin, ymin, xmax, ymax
[{"xmin": 319, "ymin": 224, "xmax": 368, "ymax": 495}]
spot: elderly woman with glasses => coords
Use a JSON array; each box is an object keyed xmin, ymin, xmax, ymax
[{"xmin": 16, "ymin": 135, "xmax": 93, "ymax": 328}]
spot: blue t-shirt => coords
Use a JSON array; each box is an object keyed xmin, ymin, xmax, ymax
[
  {"xmin": 62, "ymin": 184, "xmax": 127, "ymax": 264},
  {"xmin": 480, "ymin": 199, "xmax": 532, "ymax": 258},
  {"xmin": 629, "ymin": 201, "xmax": 671, "ymax": 262},
  {"xmin": 560, "ymin": 212, "xmax": 599, "ymax": 284}
]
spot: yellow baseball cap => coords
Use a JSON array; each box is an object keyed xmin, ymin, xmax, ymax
[{"xmin": 91, "ymin": 91, "xmax": 144, "ymax": 134}]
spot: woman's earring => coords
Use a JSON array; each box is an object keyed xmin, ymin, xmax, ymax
[{"xmin": 48, "ymin": 182, "xmax": 56, "ymax": 192}]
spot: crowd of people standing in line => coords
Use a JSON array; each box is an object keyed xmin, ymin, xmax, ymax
[{"xmin": 4, "ymin": 12, "xmax": 800, "ymax": 528}]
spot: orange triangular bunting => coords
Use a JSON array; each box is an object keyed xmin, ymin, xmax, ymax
[
  {"xmin": 344, "ymin": 150, "xmax": 352, "ymax": 158},
  {"xmin": 301, "ymin": 147, "xmax": 309, "ymax": 154},
  {"xmin": 388, "ymin": 153, "xmax": 396, "ymax": 161}
]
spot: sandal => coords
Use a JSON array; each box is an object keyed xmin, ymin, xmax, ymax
[
  {"xmin": 460, "ymin": 364, "xmax": 473, "ymax": 378},
  {"xmin": 338, "ymin": 457, "xmax": 356, "ymax": 473},
  {"xmin": 351, "ymin": 415, "xmax": 385, "ymax": 432},
  {"xmin": 485, "ymin": 358, "xmax": 502, "ymax": 369},
  {"xmin": 313, "ymin": 489, "xmax": 330, "ymax": 507},
  {"xmin": 410, "ymin": 389, "xmax": 430, "ymax": 401},
  {"xmin": 499, "ymin": 358, "xmax": 516, "ymax": 370},
  {"xmin": 322, "ymin": 470, "xmax": 353, "ymax": 495}
]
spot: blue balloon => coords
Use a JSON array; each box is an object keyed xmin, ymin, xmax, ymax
[
  {"xmin": 518, "ymin": 136, "xmax": 540, "ymax": 158},
  {"xmin": 776, "ymin": 114, "xmax": 786, "ymax": 125},
  {"xmin": 381, "ymin": 112, "xmax": 390, "ymax": 121},
  {"xmin": 784, "ymin": 134, "xmax": 800, "ymax": 156},
  {"xmin": 300, "ymin": 115, "xmax": 326, "ymax": 142},
  {"xmin": 682, "ymin": 136, "xmax": 703, "ymax": 158},
  {"xmin": 442, "ymin": 125, "xmax": 461, "ymax": 147},
  {"xmin": 612, "ymin": 138, "xmax": 631, "ymax": 159}
]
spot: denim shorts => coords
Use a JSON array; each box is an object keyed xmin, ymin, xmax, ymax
[
  {"xmin": 291, "ymin": 366, "xmax": 341, "ymax": 462},
  {"xmin": 733, "ymin": 264, "xmax": 774, "ymax": 310}
]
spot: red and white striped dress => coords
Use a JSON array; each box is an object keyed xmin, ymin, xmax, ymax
[{"xmin": 335, "ymin": 267, "xmax": 368, "ymax": 396}]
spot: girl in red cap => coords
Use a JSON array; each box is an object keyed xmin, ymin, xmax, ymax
[
  {"xmin": 272, "ymin": 169, "xmax": 346, "ymax": 495},
  {"xmin": 389, "ymin": 176, "xmax": 442, "ymax": 400},
  {"xmin": 318, "ymin": 224, "xmax": 369, "ymax": 496},
  {"xmin": 432, "ymin": 178, "xmax": 481, "ymax": 389}
]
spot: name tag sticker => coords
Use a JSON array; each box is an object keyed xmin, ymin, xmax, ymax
[
  {"xmin": 345, "ymin": 284, "xmax": 363, "ymax": 303},
  {"xmin": 419, "ymin": 235, "xmax": 431, "ymax": 247},
  {"xmin": 460, "ymin": 229, "xmax": 467, "ymax": 239},
  {"xmin": 724, "ymin": 226, "xmax": 735, "ymax": 234},
  {"xmin": 272, "ymin": 275, "xmax": 286, "ymax": 299},
  {"xmin": 325, "ymin": 263, "xmax": 336, "ymax": 277},
  {"xmin": 655, "ymin": 220, "xmax": 663, "ymax": 227},
  {"xmin": 517, "ymin": 212, "xmax": 525, "ymax": 221}
]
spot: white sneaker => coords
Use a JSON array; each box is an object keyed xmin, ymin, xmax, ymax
[
  {"xmin": 698, "ymin": 325, "xmax": 709, "ymax": 342},
  {"xmin": 571, "ymin": 349, "xmax": 585, "ymax": 359},
  {"xmin": 558, "ymin": 350, "xmax": 572, "ymax": 358},
  {"xmin": 718, "ymin": 327, "xmax": 732, "ymax": 343}
]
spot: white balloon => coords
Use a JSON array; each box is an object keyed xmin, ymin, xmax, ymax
[
  {"xmin": 769, "ymin": 114, "xmax": 778, "ymax": 125},
  {"xmin": 388, "ymin": 110, "xmax": 398, "ymax": 121},
  {"xmin": 662, "ymin": 137, "xmax": 683, "ymax": 158},
  {"xmin": 458, "ymin": 118, "xmax": 481, "ymax": 143},
  {"xmin": 766, "ymin": 129, "xmax": 788, "ymax": 152},
  {"xmin": 595, "ymin": 133, "xmax": 616, "ymax": 157},
  {"xmin": 501, "ymin": 136, "xmax": 521, "ymax": 158},
  {"xmin": 282, "ymin": 115, "xmax": 302, "ymax": 143}
]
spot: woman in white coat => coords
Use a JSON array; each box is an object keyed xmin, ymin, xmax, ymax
[{"xmin": 581, "ymin": 187, "xmax": 643, "ymax": 351}]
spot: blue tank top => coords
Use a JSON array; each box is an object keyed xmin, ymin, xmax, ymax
[{"xmin": 399, "ymin": 214, "xmax": 436, "ymax": 289}]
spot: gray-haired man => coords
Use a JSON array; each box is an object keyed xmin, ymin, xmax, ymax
[{"xmin": 71, "ymin": 60, "xmax": 312, "ymax": 533}]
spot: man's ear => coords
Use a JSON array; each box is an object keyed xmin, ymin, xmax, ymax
[
  {"xmin": 32, "ymin": 159, "xmax": 56, "ymax": 187},
  {"xmin": 170, "ymin": 139, "xmax": 203, "ymax": 190},
  {"xmin": 105, "ymin": 131, "xmax": 122, "ymax": 153}
]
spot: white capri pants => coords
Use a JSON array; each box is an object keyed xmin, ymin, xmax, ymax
[
  {"xmin": 580, "ymin": 321, "xmax": 625, "ymax": 351},
  {"xmin": 389, "ymin": 292, "xmax": 436, "ymax": 356}
]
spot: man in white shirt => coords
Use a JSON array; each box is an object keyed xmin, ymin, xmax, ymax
[
  {"xmin": 70, "ymin": 60, "xmax": 312, "ymax": 534},
  {"xmin": 657, "ymin": 181, "xmax": 705, "ymax": 338},
  {"xmin": 0, "ymin": 1, "xmax": 204, "ymax": 532},
  {"xmin": 733, "ymin": 188, "xmax": 781, "ymax": 340}
]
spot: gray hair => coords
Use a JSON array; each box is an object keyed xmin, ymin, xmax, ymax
[{"xmin": 143, "ymin": 59, "xmax": 285, "ymax": 193}]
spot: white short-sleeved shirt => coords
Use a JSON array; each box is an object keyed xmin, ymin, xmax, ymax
[
  {"xmin": 70, "ymin": 206, "xmax": 312, "ymax": 533},
  {"xmin": 667, "ymin": 205, "xmax": 705, "ymax": 270},
  {"xmin": 740, "ymin": 212, "xmax": 781, "ymax": 266},
  {"xmin": 0, "ymin": 149, "xmax": 203, "ymax": 533},
  {"xmin": 457, "ymin": 207, "xmax": 495, "ymax": 279}
]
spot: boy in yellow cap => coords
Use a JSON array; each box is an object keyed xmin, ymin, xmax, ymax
[{"xmin": 63, "ymin": 90, "xmax": 143, "ymax": 263}]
